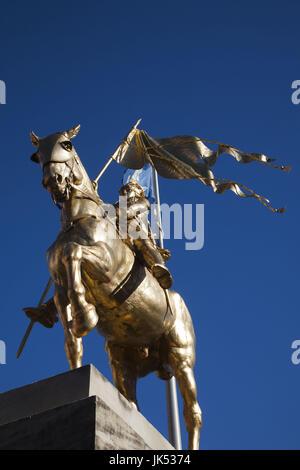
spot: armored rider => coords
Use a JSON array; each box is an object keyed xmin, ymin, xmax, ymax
[{"xmin": 114, "ymin": 180, "xmax": 173, "ymax": 290}]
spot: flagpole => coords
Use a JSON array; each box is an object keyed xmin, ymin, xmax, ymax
[
  {"xmin": 16, "ymin": 277, "xmax": 52, "ymax": 358},
  {"xmin": 93, "ymin": 118, "xmax": 142, "ymax": 186},
  {"xmin": 152, "ymin": 167, "xmax": 182, "ymax": 450}
]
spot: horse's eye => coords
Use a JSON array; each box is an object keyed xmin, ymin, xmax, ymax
[{"xmin": 60, "ymin": 141, "xmax": 73, "ymax": 152}]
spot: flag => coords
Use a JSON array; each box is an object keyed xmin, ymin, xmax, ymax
[
  {"xmin": 113, "ymin": 128, "xmax": 290, "ymax": 213},
  {"xmin": 122, "ymin": 163, "xmax": 155, "ymax": 203}
]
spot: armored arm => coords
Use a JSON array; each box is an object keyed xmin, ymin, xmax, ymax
[
  {"xmin": 126, "ymin": 198, "xmax": 150, "ymax": 219},
  {"xmin": 114, "ymin": 197, "xmax": 150, "ymax": 220}
]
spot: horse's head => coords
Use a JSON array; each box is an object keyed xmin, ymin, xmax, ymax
[{"xmin": 30, "ymin": 125, "xmax": 85, "ymax": 204}]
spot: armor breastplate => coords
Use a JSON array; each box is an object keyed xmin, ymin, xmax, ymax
[{"xmin": 61, "ymin": 196, "xmax": 102, "ymax": 231}]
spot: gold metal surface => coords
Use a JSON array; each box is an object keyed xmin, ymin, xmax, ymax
[
  {"xmin": 23, "ymin": 125, "xmax": 202, "ymax": 449},
  {"xmin": 113, "ymin": 129, "xmax": 289, "ymax": 214}
]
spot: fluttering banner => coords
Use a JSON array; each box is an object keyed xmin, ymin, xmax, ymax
[{"xmin": 113, "ymin": 128, "xmax": 290, "ymax": 213}]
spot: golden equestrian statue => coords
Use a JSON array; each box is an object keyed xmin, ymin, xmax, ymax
[
  {"xmin": 23, "ymin": 125, "xmax": 202, "ymax": 450},
  {"xmin": 21, "ymin": 119, "xmax": 289, "ymax": 450}
]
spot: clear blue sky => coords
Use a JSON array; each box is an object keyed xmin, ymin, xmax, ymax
[{"xmin": 0, "ymin": 0, "xmax": 299, "ymax": 450}]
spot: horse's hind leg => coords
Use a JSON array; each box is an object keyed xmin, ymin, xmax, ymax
[
  {"xmin": 62, "ymin": 242, "xmax": 99, "ymax": 338},
  {"xmin": 54, "ymin": 284, "xmax": 83, "ymax": 369},
  {"xmin": 166, "ymin": 294, "xmax": 202, "ymax": 450},
  {"xmin": 169, "ymin": 348, "xmax": 202, "ymax": 449},
  {"xmin": 105, "ymin": 341, "xmax": 138, "ymax": 410}
]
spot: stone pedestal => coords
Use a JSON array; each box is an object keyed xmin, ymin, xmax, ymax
[{"xmin": 0, "ymin": 364, "xmax": 173, "ymax": 450}]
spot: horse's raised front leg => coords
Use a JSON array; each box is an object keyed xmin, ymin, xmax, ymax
[
  {"xmin": 105, "ymin": 341, "xmax": 139, "ymax": 410},
  {"xmin": 62, "ymin": 242, "xmax": 99, "ymax": 338},
  {"xmin": 54, "ymin": 283, "xmax": 83, "ymax": 369}
]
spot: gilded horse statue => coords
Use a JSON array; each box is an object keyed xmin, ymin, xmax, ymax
[{"xmin": 26, "ymin": 125, "xmax": 202, "ymax": 450}]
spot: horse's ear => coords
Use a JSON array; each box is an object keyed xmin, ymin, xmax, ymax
[
  {"xmin": 30, "ymin": 130, "xmax": 39, "ymax": 147},
  {"xmin": 66, "ymin": 124, "xmax": 80, "ymax": 139},
  {"xmin": 30, "ymin": 152, "xmax": 40, "ymax": 164}
]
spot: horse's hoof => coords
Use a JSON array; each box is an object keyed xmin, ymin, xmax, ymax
[
  {"xmin": 72, "ymin": 305, "xmax": 99, "ymax": 338},
  {"xmin": 151, "ymin": 264, "xmax": 173, "ymax": 289}
]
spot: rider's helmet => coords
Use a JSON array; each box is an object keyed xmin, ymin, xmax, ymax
[{"xmin": 118, "ymin": 180, "xmax": 146, "ymax": 198}]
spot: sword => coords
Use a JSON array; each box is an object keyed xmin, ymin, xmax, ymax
[
  {"xmin": 164, "ymin": 289, "xmax": 174, "ymax": 316},
  {"xmin": 16, "ymin": 278, "xmax": 52, "ymax": 358}
]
